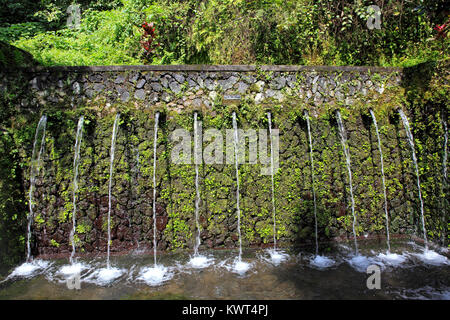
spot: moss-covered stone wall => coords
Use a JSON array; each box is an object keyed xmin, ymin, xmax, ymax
[{"xmin": 0, "ymin": 64, "xmax": 448, "ymax": 261}]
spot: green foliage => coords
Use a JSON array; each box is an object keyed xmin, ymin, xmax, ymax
[
  {"xmin": 143, "ymin": 0, "xmax": 202, "ymax": 64},
  {"xmin": 0, "ymin": 0, "xmax": 41, "ymax": 25},
  {"xmin": 0, "ymin": 22, "xmax": 46, "ymax": 43},
  {"xmin": 2, "ymin": 0, "xmax": 448, "ymax": 66},
  {"xmin": 13, "ymin": 7, "xmax": 142, "ymax": 66}
]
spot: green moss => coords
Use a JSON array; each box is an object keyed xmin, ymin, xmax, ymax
[{"xmin": 50, "ymin": 239, "xmax": 60, "ymax": 248}]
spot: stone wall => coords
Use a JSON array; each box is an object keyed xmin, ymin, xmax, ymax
[
  {"xmin": 5, "ymin": 65, "xmax": 401, "ymax": 110},
  {"xmin": 0, "ymin": 64, "xmax": 447, "ymax": 258}
]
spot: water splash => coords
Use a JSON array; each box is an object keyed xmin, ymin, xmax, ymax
[
  {"xmin": 305, "ymin": 111, "xmax": 319, "ymax": 255},
  {"xmin": 137, "ymin": 264, "xmax": 174, "ymax": 286},
  {"xmin": 86, "ymin": 266, "xmax": 125, "ymax": 286},
  {"xmin": 152, "ymin": 112, "xmax": 160, "ymax": 266},
  {"xmin": 267, "ymin": 112, "xmax": 278, "ymax": 250},
  {"xmin": 232, "ymin": 112, "xmax": 243, "ymax": 262},
  {"xmin": 263, "ymin": 249, "xmax": 289, "ymax": 266},
  {"xmin": 57, "ymin": 262, "xmax": 88, "ymax": 278},
  {"xmin": 70, "ymin": 116, "xmax": 84, "ymax": 264},
  {"xmin": 369, "ymin": 110, "xmax": 391, "ymax": 252},
  {"xmin": 413, "ymin": 249, "xmax": 448, "ymax": 266},
  {"xmin": 376, "ymin": 252, "xmax": 407, "ymax": 266},
  {"xmin": 217, "ymin": 256, "xmax": 252, "ymax": 276},
  {"xmin": 27, "ymin": 115, "xmax": 47, "ymax": 261},
  {"xmin": 5, "ymin": 260, "xmax": 51, "ymax": 281},
  {"xmin": 188, "ymin": 255, "xmax": 215, "ymax": 269},
  {"xmin": 336, "ymin": 111, "xmax": 358, "ymax": 254},
  {"xmin": 310, "ymin": 255, "xmax": 335, "ymax": 269},
  {"xmin": 107, "ymin": 113, "xmax": 120, "ymax": 268},
  {"xmin": 346, "ymin": 255, "xmax": 382, "ymax": 273},
  {"xmin": 232, "ymin": 259, "xmax": 251, "ymax": 275},
  {"xmin": 398, "ymin": 109, "xmax": 428, "ymax": 249}
]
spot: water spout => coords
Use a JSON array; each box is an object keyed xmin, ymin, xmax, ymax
[
  {"xmin": 336, "ymin": 111, "xmax": 358, "ymax": 255},
  {"xmin": 27, "ymin": 115, "xmax": 47, "ymax": 262},
  {"xmin": 398, "ymin": 109, "xmax": 428, "ymax": 249},
  {"xmin": 152, "ymin": 112, "xmax": 160, "ymax": 266},
  {"xmin": 305, "ymin": 111, "xmax": 319, "ymax": 255},
  {"xmin": 70, "ymin": 116, "xmax": 84, "ymax": 264},
  {"xmin": 107, "ymin": 113, "xmax": 120, "ymax": 269},
  {"xmin": 267, "ymin": 112, "xmax": 277, "ymax": 250},
  {"xmin": 136, "ymin": 112, "xmax": 174, "ymax": 285},
  {"xmin": 369, "ymin": 110, "xmax": 390, "ymax": 252},
  {"xmin": 443, "ymin": 120, "xmax": 448, "ymax": 183},
  {"xmin": 193, "ymin": 112, "xmax": 202, "ymax": 256},
  {"xmin": 442, "ymin": 120, "xmax": 448, "ymax": 245},
  {"xmin": 232, "ymin": 112, "xmax": 243, "ymax": 261}
]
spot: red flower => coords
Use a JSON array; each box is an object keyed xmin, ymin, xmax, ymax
[
  {"xmin": 141, "ymin": 21, "xmax": 159, "ymax": 59},
  {"xmin": 434, "ymin": 23, "xmax": 448, "ymax": 39}
]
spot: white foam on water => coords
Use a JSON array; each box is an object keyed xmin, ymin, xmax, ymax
[
  {"xmin": 218, "ymin": 257, "xmax": 252, "ymax": 276},
  {"xmin": 376, "ymin": 252, "xmax": 407, "ymax": 266},
  {"xmin": 262, "ymin": 249, "xmax": 289, "ymax": 266},
  {"xmin": 310, "ymin": 255, "xmax": 336, "ymax": 269},
  {"xmin": 414, "ymin": 249, "xmax": 449, "ymax": 266},
  {"xmin": 346, "ymin": 255, "xmax": 382, "ymax": 273},
  {"xmin": 85, "ymin": 267, "xmax": 125, "ymax": 286},
  {"xmin": 7, "ymin": 260, "xmax": 51, "ymax": 279},
  {"xmin": 188, "ymin": 255, "xmax": 215, "ymax": 269},
  {"xmin": 232, "ymin": 260, "xmax": 251, "ymax": 275},
  {"xmin": 137, "ymin": 264, "xmax": 174, "ymax": 286},
  {"xmin": 57, "ymin": 262, "xmax": 89, "ymax": 277}
]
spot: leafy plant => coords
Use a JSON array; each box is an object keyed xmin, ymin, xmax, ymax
[{"xmin": 140, "ymin": 21, "xmax": 160, "ymax": 62}]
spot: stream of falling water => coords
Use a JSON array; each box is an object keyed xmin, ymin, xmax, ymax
[
  {"xmin": 305, "ymin": 111, "xmax": 319, "ymax": 255},
  {"xmin": 232, "ymin": 112, "xmax": 243, "ymax": 261},
  {"xmin": 369, "ymin": 110, "xmax": 391, "ymax": 252},
  {"xmin": 193, "ymin": 112, "xmax": 201, "ymax": 256},
  {"xmin": 107, "ymin": 113, "xmax": 120, "ymax": 268},
  {"xmin": 136, "ymin": 112, "xmax": 173, "ymax": 285},
  {"xmin": 267, "ymin": 112, "xmax": 277, "ymax": 250},
  {"xmin": 26, "ymin": 115, "xmax": 47, "ymax": 261},
  {"xmin": 152, "ymin": 112, "xmax": 160, "ymax": 266},
  {"xmin": 398, "ymin": 109, "xmax": 428, "ymax": 249},
  {"xmin": 442, "ymin": 120, "xmax": 448, "ymax": 245},
  {"xmin": 69, "ymin": 116, "xmax": 84, "ymax": 264},
  {"xmin": 336, "ymin": 111, "xmax": 358, "ymax": 254},
  {"xmin": 443, "ymin": 121, "xmax": 448, "ymax": 183}
]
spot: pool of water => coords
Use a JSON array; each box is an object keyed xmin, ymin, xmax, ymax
[{"xmin": 0, "ymin": 239, "xmax": 448, "ymax": 300}]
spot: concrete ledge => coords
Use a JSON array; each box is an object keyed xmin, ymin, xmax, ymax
[{"xmin": 4, "ymin": 64, "xmax": 403, "ymax": 73}]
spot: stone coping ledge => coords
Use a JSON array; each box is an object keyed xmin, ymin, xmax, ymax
[{"xmin": 4, "ymin": 64, "xmax": 403, "ymax": 73}]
